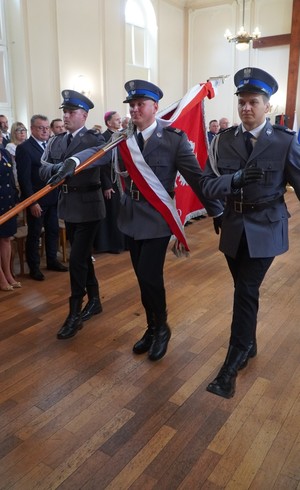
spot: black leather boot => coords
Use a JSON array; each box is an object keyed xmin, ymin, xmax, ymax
[
  {"xmin": 206, "ymin": 345, "xmax": 248, "ymax": 399},
  {"xmin": 238, "ymin": 340, "xmax": 257, "ymax": 370},
  {"xmin": 57, "ymin": 297, "xmax": 83, "ymax": 339},
  {"xmin": 148, "ymin": 311, "xmax": 171, "ymax": 361},
  {"xmin": 133, "ymin": 311, "xmax": 155, "ymax": 354},
  {"xmin": 81, "ymin": 286, "xmax": 103, "ymax": 322}
]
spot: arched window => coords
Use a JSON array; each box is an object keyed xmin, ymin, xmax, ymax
[{"xmin": 125, "ymin": 0, "xmax": 157, "ymax": 82}]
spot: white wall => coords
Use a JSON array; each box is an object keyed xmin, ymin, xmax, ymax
[
  {"xmin": 1, "ymin": 0, "xmax": 298, "ymax": 132},
  {"xmin": 157, "ymin": 0, "xmax": 186, "ymax": 108},
  {"xmin": 187, "ymin": 0, "xmax": 294, "ymax": 127},
  {"xmin": 3, "ymin": 0, "xmax": 186, "ymax": 130}
]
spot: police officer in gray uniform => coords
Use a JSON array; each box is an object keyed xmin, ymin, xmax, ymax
[
  {"xmin": 40, "ymin": 90, "xmax": 108, "ymax": 340},
  {"xmin": 50, "ymin": 80, "xmax": 224, "ymax": 360},
  {"xmin": 200, "ymin": 67, "xmax": 300, "ymax": 398}
]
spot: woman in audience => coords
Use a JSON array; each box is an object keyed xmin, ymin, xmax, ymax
[
  {"xmin": 0, "ymin": 146, "xmax": 20, "ymax": 290},
  {"xmin": 6, "ymin": 121, "xmax": 27, "ymax": 185}
]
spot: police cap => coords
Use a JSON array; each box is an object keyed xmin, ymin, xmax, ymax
[
  {"xmin": 123, "ymin": 80, "xmax": 163, "ymax": 103},
  {"xmin": 59, "ymin": 90, "xmax": 94, "ymax": 112},
  {"xmin": 234, "ymin": 67, "xmax": 278, "ymax": 97}
]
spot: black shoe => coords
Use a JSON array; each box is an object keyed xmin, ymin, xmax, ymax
[
  {"xmin": 30, "ymin": 269, "xmax": 45, "ymax": 281},
  {"xmin": 81, "ymin": 298, "xmax": 103, "ymax": 322},
  {"xmin": 57, "ymin": 297, "xmax": 83, "ymax": 339},
  {"xmin": 47, "ymin": 260, "xmax": 68, "ymax": 272},
  {"xmin": 206, "ymin": 345, "xmax": 248, "ymax": 399},
  {"xmin": 148, "ymin": 323, "xmax": 171, "ymax": 361},
  {"xmin": 133, "ymin": 327, "xmax": 155, "ymax": 354},
  {"xmin": 206, "ymin": 366, "xmax": 237, "ymax": 399},
  {"xmin": 56, "ymin": 316, "xmax": 83, "ymax": 339},
  {"xmin": 238, "ymin": 341, "xmax": 257, "ymax": 370}
]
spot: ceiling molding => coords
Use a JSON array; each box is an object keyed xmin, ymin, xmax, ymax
[{"xmin": 164, "ymin": 0, "xmax": 233, "ymax": 9}]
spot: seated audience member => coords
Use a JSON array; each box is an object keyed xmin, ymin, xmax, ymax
[
  {"xmin": 207, "ymin": 119, "xmax": 220, "ymax": 144},
  {"xmin": 94, "ymin": 111, "xmax": 128, "ymax": 254},
  {"xmin": 219, "ymin": 117, "xmax": 229, "ymax": 131},
  {"xmin": 0, "ymin": 146, "xmax": 21, "ymax": 290},
  {"xmin": 6, "ymin": 121, "xmax": 28, "ymax": 186}
]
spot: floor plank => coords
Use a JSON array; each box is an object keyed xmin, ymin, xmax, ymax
[{"xmin": 0, "ymin": 190, "xmax": 300, "ymax": 489}]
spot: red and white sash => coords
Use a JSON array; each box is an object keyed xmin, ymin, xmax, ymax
[{"xmin": 118, "ymin": 136, "xmax": 189, "ymax": 251}]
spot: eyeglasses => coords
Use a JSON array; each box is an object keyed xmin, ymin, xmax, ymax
[
  {"xmin": 33, "ymin": 126, "xmax": 50, "ymax": 131},
  {"xmin": 16, "ymin": 128, "xmax": 27, "ymax": 133}
]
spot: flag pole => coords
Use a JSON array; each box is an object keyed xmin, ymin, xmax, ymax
[{"xmin": 0, "ymin": 129, "xmax": 131, "ymax": 226}]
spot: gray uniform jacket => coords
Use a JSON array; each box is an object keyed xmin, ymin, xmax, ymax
[
  {"xmin": 40, "ymin": 127, "xmax": 108, "ymax": 223},
  {"xmin": 200, "ymin": 121, "xmax": 300, "ymax": 258},
  {"xmin": 72, "ymin": 120, "xmax": 223, "ymax": 240}
]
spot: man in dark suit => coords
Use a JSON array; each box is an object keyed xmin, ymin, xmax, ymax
[
  {"xmin": 16, "ymin": 114, "xmax": 67, "ymax": 281},
  {"xmin": 207, "ymin": 119, "xmax": 219, "ymax": 144},
  {"xmin": 40, "ymin": 90, "xmax": 108, "ymax": 340},
  {"xmin": 200, "ymin": 67, "xmax": 300, "ymax": 399},
  {"xmin": 0, "ymin": 115, "xmax": 11, "ymax": 148},
  {"xmin": 49, "ymin": 80, "xmax": 224, "ymax": 360}
]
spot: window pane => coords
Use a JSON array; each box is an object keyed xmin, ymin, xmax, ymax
[
  {"xmin": 125, "ymin": 0, "xmax": 145, "ymax": 27},
  {"xmin": 125, "ymin": 24, "xmax": 133, "ymax": 65},
  {"xmin": 134, "ymin": 26, "xmax": 145, "ymax": 66}
]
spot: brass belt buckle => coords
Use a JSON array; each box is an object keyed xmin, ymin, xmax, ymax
[
  {"xmin": 131, "ymin": 189, "xmax": 140, "ymax": 200},
  {"xmin": 234, "ymin": 201, "xmax": 243, "ymax": 213},
  {"xmin": 62, "ymin": 184, "xmax": 68, "ymax": 194}
]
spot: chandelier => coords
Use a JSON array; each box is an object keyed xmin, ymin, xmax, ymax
[{"xmin": 225, "ymin": 0, "xmax": 261, "ymax": 51}]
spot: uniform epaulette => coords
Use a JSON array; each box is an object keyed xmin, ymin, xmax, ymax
[
  {"xmin": 86, "ymin": 128, "xmax": 102, "ymax": 135},
  {"xmin": 273, "ymin": 124, "xmax": 295, "ymax": 135},
  {"xmin": 50, "ymin": 132, "xmax": 66, "ymax": 141},
  {"xmin": 219, "ymin": 125, "xmax": 237, "ymax": 134},
  {"xmin": 165, "ymin": 126, "xmax": 184, "ymax": 136}
]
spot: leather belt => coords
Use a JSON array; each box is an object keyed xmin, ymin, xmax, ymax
[
  {"xmin": 227, "ymin": 196, "xmax": 284, "ymax": 213},
  {"xmin": 125, "ymin": 188, "xmax": 175, "ymax": 201},
  {"xmin": 61, "ymin": 184, "xmax": 101, "ymax": 194}
]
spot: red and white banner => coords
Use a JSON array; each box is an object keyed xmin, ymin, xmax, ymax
[{"xmin": 157, "ymin": 81, "xmax": 215, "ymax": 224}]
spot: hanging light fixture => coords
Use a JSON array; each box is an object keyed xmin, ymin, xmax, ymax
[{"xmin": 225, "ymin": 0, "xmax": 261, "ymax": 51}]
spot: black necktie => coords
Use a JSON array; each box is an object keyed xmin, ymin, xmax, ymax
[
  {"xmin": 41, "ymin": 142, "xmax": 46, "ymax": 150},
  {"xmin": 137, "ymin": 132, "xmax": 144, "ymax": 152},
  {"xmin": 244, "ymin": 131, "xmax": 253, "ymax": 156},
  {"xmin": 67, "ymin": 133, "xmax": 73, "ymax": 146}
]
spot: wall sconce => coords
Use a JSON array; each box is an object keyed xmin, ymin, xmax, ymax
[{"xmin": 73, "ymin": 75, "xmax": 91, "ymax": 97}]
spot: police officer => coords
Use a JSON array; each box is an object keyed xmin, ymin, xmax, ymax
[
  {"xmin": 40, "ymin": 90, "xmax": 108, "ymax": 339},
  {"xmin": 200, "ymin": 67, "xmax": 300, "ymax": 398},
  {"xmin": 50, "ymin": 80, "xmax": 224, "ymax": 360}
]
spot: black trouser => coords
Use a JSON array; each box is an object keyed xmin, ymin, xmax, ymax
[
  {"xmin": 65, "ymin": 220, "xmax": 101, "ymax": 299},
  {"xmin": 225, "ymin": 232, "xmax": 274, "ymax": 350},
  {"xmin": 127, "ymin": 235, "xmax": 170, "ymax": 320},
  {"xmin": 26, "ymin": 204, "xmax": 59, "ymax": 271}
]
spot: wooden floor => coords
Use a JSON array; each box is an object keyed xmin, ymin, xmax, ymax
[{"xmin": 1, "ymin": 190, "xmax": 300, "ymax": 490}]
